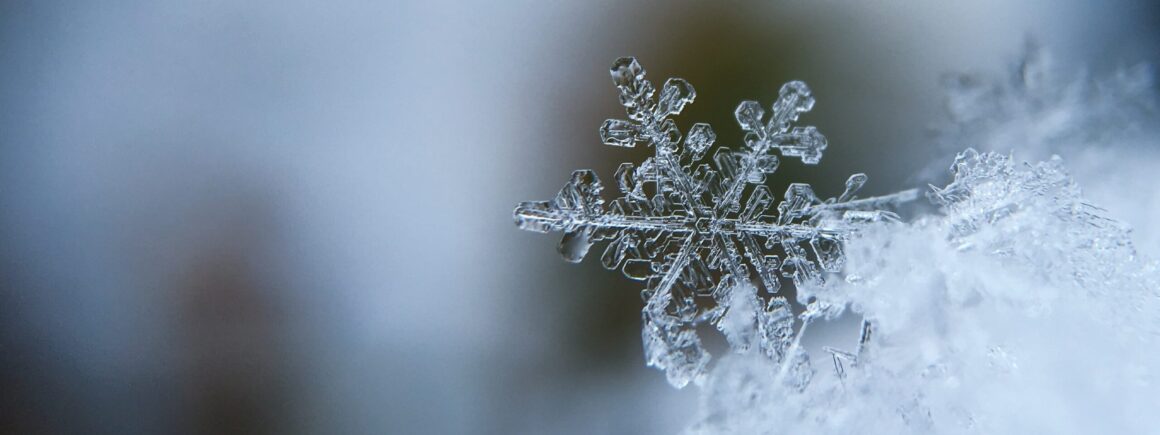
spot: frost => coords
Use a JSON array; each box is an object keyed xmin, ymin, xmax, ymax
[
  {"xmin": 689, "ymin": 150, "xmax": 1160, "ymax": 434},
  {"xmin": 933, "ymin": 44, "xmax": 1160, "ymax": 254},
  {"xmin": 514, "ymin": 55, "xmax": 1160, "ymax": 434},
  {"xmin": 514, "ymin": 57, "xmax": 917, "ymax": 388}
]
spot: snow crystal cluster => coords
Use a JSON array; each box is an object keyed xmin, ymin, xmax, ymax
[
  {"xmin": 515, "ymin": 55, "xmax": 1160, "ymax": 433},
  {"xmin": 934, "ymin": 45, "xmax": 1160, "ymax": 255},
  {"xmin": 693, "ymin": 148, "xmax": 1160, "ymax": 434}
]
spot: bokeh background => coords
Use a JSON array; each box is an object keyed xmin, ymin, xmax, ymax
[{"xmin": 1, "ymin": 1, "xmax": 1157, "ymax": 434}]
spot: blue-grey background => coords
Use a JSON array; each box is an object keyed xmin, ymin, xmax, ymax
[{"xmin": 1, "ymin": 1, "xmax": 1156, "ymax": 434}]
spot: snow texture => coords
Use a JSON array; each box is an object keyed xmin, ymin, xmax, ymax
[
  {"xmin": 516, "ymin": 54, "xmax": 1160, "ymax": 434},
  {"xmin": 687, "ymin": 49, "xmax": 1160, "ymax": 433},
  {"xmin": 513, "ymin": 57, "xmax": 916, "ymax": 388},
  {"xmin": 690, "ymin": 149, "xmax": 1160, "ymax": 434},
  {"xmin": 935, "ymin": 44, "xmax": 1155, "ymax": 164},
  {"xmin": 933, "ymin": 44, "xmax": 1160, "ymax": 254}
]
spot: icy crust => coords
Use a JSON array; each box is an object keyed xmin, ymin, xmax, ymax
[
  {"xmin": 690, "ymin": 150, "xmax": 1160, "ymax": 434},
  {"xmin": 513, "ymin": 57, "xmax": 916, "ymax": 388}
]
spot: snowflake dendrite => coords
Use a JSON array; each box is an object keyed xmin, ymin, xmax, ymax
[{"xmin": 514, "ymin": 57, "xmax": 917, "ymax": 388}]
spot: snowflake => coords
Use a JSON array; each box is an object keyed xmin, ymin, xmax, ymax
[{"xmin": 513, "ymin": 57, "xmax": 917, "ymax": 388}]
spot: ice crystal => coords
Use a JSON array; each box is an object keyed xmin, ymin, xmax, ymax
[
  {"xmin": 513, "ymin": 57, "xmax": 917, "ymax": 388},
  {"xmin": 934, "ymin": 44, "xmax": 1160, "ymax": 255},
  {"xmin": 688, "ymin": 150, "xmax": 1160, "ymax": 434},
  {"xmin": 511, "ymin": 54, "xmax": 1160, "ymax": 433},
  {"xmin": 925, "ymin": 149, "xmax": 1154, "ymax": 330}
]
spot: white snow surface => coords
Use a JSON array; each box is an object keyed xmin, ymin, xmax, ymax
[{"xmin": 692, "ymin": 150, "xmax": 1160, "ymax": 435}]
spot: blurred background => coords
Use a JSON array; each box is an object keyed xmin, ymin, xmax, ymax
[{"xmin": 1, "ymin": 1, "xmax": 1157, "ymax": 433}]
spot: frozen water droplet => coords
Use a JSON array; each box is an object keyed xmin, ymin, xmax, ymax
[{"xmin": 559, "ymin": 228, "xmax": 593, "ymax": 263}]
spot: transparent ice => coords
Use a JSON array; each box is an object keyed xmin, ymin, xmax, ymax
[
  {"xmin": 513, "ymin": 57, "xmax": 917, "ymax": 388},
  {"xmin": 514, "ymin": 56, "xmax": 1160, "ymax": 433}
]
